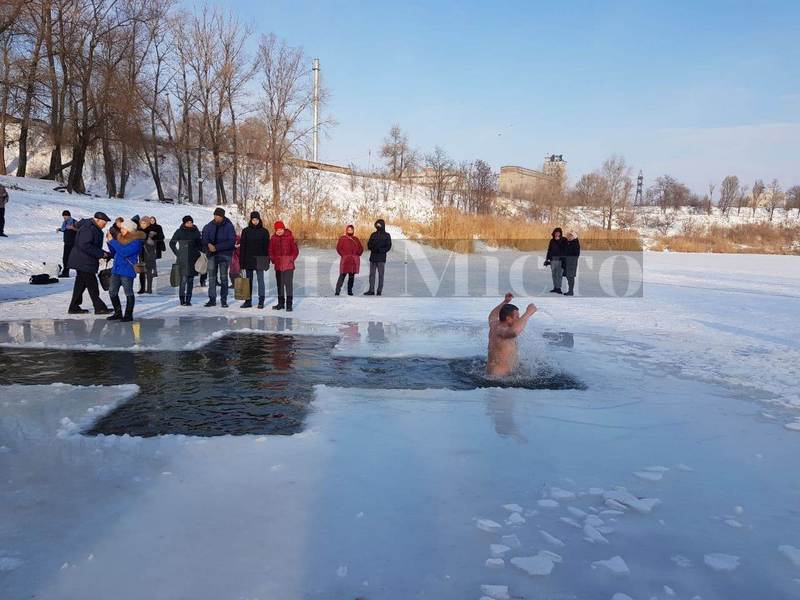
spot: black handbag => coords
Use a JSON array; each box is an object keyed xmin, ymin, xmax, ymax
[{"xmin": 98, "ymin": 260, "xmax": 112, "ymax": 291}]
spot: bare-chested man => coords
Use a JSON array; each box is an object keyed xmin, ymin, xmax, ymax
[{"xmin": 487, "ymin": 293, "xmax": 537, "ymax": 377}]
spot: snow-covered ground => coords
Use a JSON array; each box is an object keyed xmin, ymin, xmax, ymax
[{"xmin": 1, "ymin": 177, "xmax": 800, "ymax": 599}]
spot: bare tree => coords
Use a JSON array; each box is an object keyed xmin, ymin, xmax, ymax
[
  {"xmin": 257, "ymin": 32, "xmax": 324, "ymax": 210},
  {"xmin": 750, "ymin": 179, "xmax": 765, "ymax": 218},
  {"xmin": 424, "ymin": 146, "xmax": 456, "ymax": 207},
  {"xmin": 0, "ymin": 0, "xmax": 25, "ymax": 36},
  {"xmin": 764, "ymin": 179, "xmax": 783, "ymax": 222},
  {"xmin": 646, "ymin": 175, "xmax": 691, "ymax": 214},
  {"xmin": 380, "ymin": 124, "xmax": 416, "ymax": 179},
  {"xmin": 706, "ymin": 182, "xmax": 715, "ymax": 215},
  {"xmin": 786, "ymin": 185, "xmax": 800, "ymax": 217},
  {"xmin": 598, "ymin": 155, "xmax": 632, "ymax": 229},
  {"xmin": 466, "ymin": 159, "xmax": 496, "ymax": 214},
  {"xmin": 718, "ymin": 175, "xmax": 739, "ymax": 216}
]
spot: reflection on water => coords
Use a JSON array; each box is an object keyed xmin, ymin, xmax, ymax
[{"xmin": 0, "ymin": 333, "xmax": 585, "ymax": 438}]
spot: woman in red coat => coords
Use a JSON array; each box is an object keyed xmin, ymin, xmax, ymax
[
  {"xmin": 335, "ymin": 224, "xmax": 363, "ymax": 296},
  {"xmin": 268, "ymin": 220, "xmax": 299, "ymax": 311}
]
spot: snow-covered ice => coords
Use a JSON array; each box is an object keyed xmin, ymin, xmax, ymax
[
  {"xmin": 704, "ymin": 553, "xmax": 740, "ymax": 572},
  {"xmin": 1, "ymin": 178, "xmax": 800, "ymax": 599},
  {"xmin": 592, "ymin": 556, "xmax": 631, "ymax": 575}
]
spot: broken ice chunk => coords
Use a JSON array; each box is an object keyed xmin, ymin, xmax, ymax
[
  {"xmin": 489, "ymin": 544, "xmax": 511, "ymax": 558},
  {"xmin": 664, "ymin": 585, "xmax": 676, "ymax": 596},
  {"xmin": 567, "ymin": 506, "xmax": 588, "ymax": 519},
  {"xmin": 501, "ymin": 534, "xmax": 521, "ymax": 549},
  {"xmin": 634, "ymin": 471, "xmax": 663, "ymax": 482},
  {"xmin": 784, "ymin": 419, "xmax": 800, "ymax": 431},
  {"xmin": 502, "ymin": 503, "xmax": 523, "ymax": 513},
  {"xmin": 560, "ymin": 517, "xmax": 581, "ymax": 528},
  {"xmin": 671, "ymin": 555, "xmax": 692, "ymax": 568},
  {"xmin": 549, "ymin": 487, "xmax": 576, "ymax": 500},
  {"xmin": 643, "ymin": 466, "xmax": 670, "ymax": 473},
  {"xmin": 584, "ymin": 524, "xmax": 610, "ymax": 544},
  {"xmin": 477, "ymin": 519, "xmax": 503, "ymax": 533},
  {"xmin": 485, "ymin": 558, "xmax": 505, "ymax": 568},
  {"xmin": 611, "ymin": 594, "xmax": 634, "ymax": 600},
  {"xmin": 603, "ymin": 490, "xmax": 661, "ymax": 513},
  {"xmin": 510, "ymin": 552, "xmax": 560, "ymax": 576},
  {"xmin": 703, "ymin": 553, "xmax": 739, "ymax": 571},
  {"xmin": 540, "ymin": 530, "xmax": 565, "ymax": 547},
  {"xmin": 585, "ymin": 514, "xmax": 605, "ymax": 528},
  {"xmin": 480, "ymin": 584, "xmax": 510, "ymax": 599},
  {"xmin": 724, "ymin": 518, "xmax": 743, "ymax": 528},
  {"xmin": 336, "ymin": 565, "xmax": 348, "ymax": 577},
  {"xmin": 778, "ymin": 545, "xmax": 800, "ymax": 567},
  {"xmin": 506, "ymin": 512, "xmax": 526, "ymax": 526},
  {"xmin": 592, "ymin": 556, "xmax": 630, "ymax": 574},
  {"xmin": 538, "ymin": 499, "xmax": 559, "ymax": 509}
]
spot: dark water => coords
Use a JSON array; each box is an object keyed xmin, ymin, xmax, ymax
[{"xmin": 0, "ymin": 333, "xmax": 584, "ymax": 437}]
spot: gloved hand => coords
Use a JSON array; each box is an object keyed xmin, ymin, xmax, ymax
[{"xmin": 544, "ymin": 260, "xmax": 551, "ymax": 267}]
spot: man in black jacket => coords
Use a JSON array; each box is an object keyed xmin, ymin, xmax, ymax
[
  {"xmin": 0, "ymin": 182, "xmax": 8, "ymax": 237},
  {"xmin": 56, "ymin": 210, "xmax": 78, "ymax": 277},
  {"xmin": 67, "ymin": 212, "xmax": 113, "ymax": 315},
  {"xmin": 239, "ymin": 211, "xmax": 270, "ymax": 308},
  {"xmin": 364, "ymin": 218, "xmax": 391, "ymax": 296},
  {"xmin": 169, "ymin": 215, "xmax": 202, "ymax": 306}
]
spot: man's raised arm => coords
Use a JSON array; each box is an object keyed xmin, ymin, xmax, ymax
[
  {"xmin": 510, "ymin": 303, "xmax": 538, "ymax": 335},
  {"xmin": 489, "ymin": 292, "xmax": 514, "ymax": 323}
]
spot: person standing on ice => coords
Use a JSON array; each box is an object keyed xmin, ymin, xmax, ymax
[
  {"xmin": 201, "ymin": 207, "xmax": 236, "ymax": 308},
  {"xmin": 268, "ymin": 220, "xmax": 299, "ymax": 312},
  {"xmin": 106, "ymin": 220, "xmax": 145, "ymax": 322},
  {"xmin": 562, "ymin": 231, "xmax": 580, "ymax": 296},
  {"xmin": 170, "ymin": 215, "xmax": 203, "ymax": 306},
  {"xmin": 56, "ymin": 210, "xmax": 78, "ymax": 277},
  {"xmin": 486, "ymin": 292, "xmax": 537, "ymax": 377},
  {"xmin": 544, "ymin": 227, "xmax": 566, "ymax": 294},
  {"xmin": 0, "ymin": 182, "xmax": 8, "ymax": 237},
  {"xmin": 239, "ymin": 211, "xmax": 270, "ymax": 308},
  {"xmin": 67, "ymin": 212, "xmax": 113, "ymax": 315},
  {"xmin": 335, "ymin": 224, "xmax": 363, "ymax": 296},
  {"xmin": 364, "ymin": 218, "xmax": 391, "ymax": 296}
]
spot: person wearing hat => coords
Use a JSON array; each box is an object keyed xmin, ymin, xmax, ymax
[
  {"xmin": 170, "ymin": 215, "xmax": 203, "ymax": 306},
  {"xmin": 365, "ymin": 218, "xmax": 391, "ymax": 296},
  {"xmin": 67, "ymin": 211, "xmax": 113, "ymax": 315},
  {"xmin": 55, "ymin": 210, "xmax": 78, "ymax": 277},
  {"xmin": 239, "ymin": 211, "xmax": 270, "ymax": 308},
  {"xmin": 335, "ymin": 224, "xmax": 363, "ymax": 296},
  {"xmin": 106, "ymin": 219, "xmax": 146, "ymax": 321},
  {"xmin": 268, "ymin": 220, "xmax": 299, "ymax": 311},
  {"xmin": 200, "ymin": 207, "xmax": 236, "ymax": 307}
]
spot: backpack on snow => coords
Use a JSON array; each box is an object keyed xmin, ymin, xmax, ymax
[{"xmin": 29, "ymin": 274, "xmax": 58, "ymax": 285}]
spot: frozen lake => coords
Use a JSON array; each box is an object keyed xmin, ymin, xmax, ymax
[{"xmin": 2, "ymin": 252, "xmax": 800, "ymax": 599}]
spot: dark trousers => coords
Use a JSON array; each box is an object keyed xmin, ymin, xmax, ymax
[
  {"xmin": 179, "ymin": 274, "xmax": 194, "ymax": 303},
  {"xmin": 208, "ymin": 255, "xmax": 230, "ymax": 302},
  {"xmin": 0, "ymin": 206, "xmax": 5, "ymax": 234},
  {"xmin": 247, "ymin": 269, "xmax": 266, "ymax": 300},
  {"xmin": 368, "ymin": 262, "xmax": 385, "ymax": 294},
  {"xmin": 62, "ymin": 243, "xmax": 74, "ymax": 276},
  {"xmin": 275, "ymin": 269, "xmax": 294, "ymax": 300},
  {"xmin": 336, "ymin": 273, "xmax": 355, "ymax": 294},
  {"xmin": 69, "ymin": 270, "xmax": 108, "ymax": 312}
]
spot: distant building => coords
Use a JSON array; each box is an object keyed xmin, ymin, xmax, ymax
[{"xmin": 499, "ymin": 154, "xmax": 566, "ymax": 199}]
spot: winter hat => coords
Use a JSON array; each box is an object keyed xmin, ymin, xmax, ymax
[
  {"xmin": 131, "ymin": 214, "xmax": 140, "ymax": 223},
  {"xmin": 94, "ymin": 211, "xmax": 111, "ymax": 222},
  {"xmin": 274, "ymin": 220, "xmax": 285, "ymax": 230},
  {"xmin": 182, "ymin": 215, "xmax": 194, "ymax": 224},
  {"xmin": 250, "ymin": 211, "xmax": 261, "ymax": 220},
  {"xmin": 62, "ymin": 210, "xmax": 71, "ymax": 216},
  {"xmin": 120, "ymin": 219, "xmax": 137, "ymax": 233},
  {"xmin": 214, "ymin": 207, "xmax": 226, "ymax": 218}
]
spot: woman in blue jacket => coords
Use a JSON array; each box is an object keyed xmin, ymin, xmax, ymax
[{"xmin": 106, "ymin": 219, "xmax": 145, "ymax": 321}]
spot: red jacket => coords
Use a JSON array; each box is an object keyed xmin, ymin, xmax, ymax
[
  {"xmin": 268, "ymin": 229, "xmax": 299, "ymax": 272},
  {"xmin": 336, "ymin": 234, "xmax": 363, "ymax": 274}
]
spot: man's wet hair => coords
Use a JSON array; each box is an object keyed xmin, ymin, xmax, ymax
[{"xmin": 499, "ymin": 303, "xmax": 519, "ymax": 322}]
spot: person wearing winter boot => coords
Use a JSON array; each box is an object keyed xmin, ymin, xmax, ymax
[
  {"xmin": 335, "ymin": 224, "xmax": 363, "ymax": 296},
  {"xmin": 239, "ymin": 212, "xmax": 270, "ymax": 308},
  {"xmin": 136, "ymin": 216, "xmax": 152, "ymax": 294},
  {"xmin": 0, "ymin": 182, "xmax": 8, "ymax": 237},
  {"xmin": 56, "ymin": 210, "xmax": 78, "ymax": 277},
  {"xmin": 67, "ymin": 212, "xmax": 114, "ymax": 315},
  {"xmin": 562, "ymin": 231, "xmax": 580, "ymax": 296},
  {"xmin": 106, "ymin": 219, "xmax": 145, "ymax": 322},
  {"xmin": 201, "ymin": 207, "xmax": 236, "ymax": 307},
  {"xmin": 544, "ymin": 227, "xmax": 566, "ymax": 294},
  {"xmin": 364, "ymin": 219, "xmax": 391, "ymax": 295},
  {"xmin": 141, "ymin": 224, "xmax": 159, "ymax": 294},
  {"xmin": 268, "ymin": 220, "xmax": 299, "ymax": 311},
  {"xmin": 170, "ymin": 215, "xmax": 203, "ymax": 306}
]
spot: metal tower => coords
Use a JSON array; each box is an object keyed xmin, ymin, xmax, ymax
[
  {"xmin": 312, "ymin": 58, "xmax": 320, "ymax": 162},
  {"xmin": 634, "ymin": 170, "xmax": 644, "ymax": 206}
]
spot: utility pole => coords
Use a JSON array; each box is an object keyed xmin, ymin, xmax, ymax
[
  {"xmin": 312, "ymin": 58, "xmax": 320, "ymax": 163},
  {"xmin": 634, "ymin": 170, "xmax": 644, "ymax": 206}
]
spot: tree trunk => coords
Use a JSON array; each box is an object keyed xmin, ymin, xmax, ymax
[
  {"xmin": 271, "ymin": 157, "xmax": 281, "ymax": 210},
  {"xmin": 118, "ymin": 145, "xmax": 129, "ymax": 198},
  {"xmin": 196, "ymin": 145, "xmax": 204, "ymax": 205},
  {"xmin": 101, "ymin": 130, "xmax": 117, "ymax": 198},
  {"xmin": 229, "ymin": 104, "xmax": 239, "ymax": 206},
  {"xmin": 17, "ymin": 26, "xmax": 45, "ymax": 178},
  {"xmin": 67, "ymin": 142, "xmax": 87, "ymax": 194},
  {"xmin": 0, "ymin": 43, "xmax": 8, "ymax": 175},
  {"xmin": 213, "ymin": 145, "xmax": 226, "ymax": 204}
]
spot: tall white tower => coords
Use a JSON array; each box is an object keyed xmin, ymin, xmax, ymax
[{"xmin": 312, "ymin": 58, "xmax": 320, "ymax": 162}]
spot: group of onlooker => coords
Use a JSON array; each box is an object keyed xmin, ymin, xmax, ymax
[
  {"xmin": 544, "ymin": 227, "xmax": 580, "ymax": 296},
  {"xmin": 62, "ymin": 207, "xmax": 394, "ymax": 321}
]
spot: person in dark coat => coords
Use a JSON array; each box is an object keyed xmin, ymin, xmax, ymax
[
  {"xmin": 239, "ymin": 211, "xmax": 270, "ymax": 308},
  {"xmin": 67, "ymin": 212, "xmax": 113, "ymax": 315},
  {"xmin": 0, "ymin": 182, "xmax": 8, "ymax": 236},
  {"xmin": 544, "ymin": 227, "xmax": 566, "ymax": 294},
  {"xmin": 562, "ymin": 231, "xmax": 580, "ymax": 296},
  {"xmin": 56, "ymin": 210, "xmax": 78, "ymax": 277},
  {"xmin": 169, "ymin": 215, "xmax": 202, "ymax": 306},
  {"xmin": 364, "ymin": 218, "xmax": 391, "ymax": 296},
  {"xmin": 201, "ymin": 207, "xmax": 236, "ymax": 307},
  {"xmin": 149, "ymin": 216, "xmax": 166, "ymax": 259},
  {"xmin": 106, "ymin": 219, "xmax": 145, "ymax": 322},
  {"xmin": 268, "ymin": 220, "xmax": 299, "ymax": 311},
  {"xmin": 141, "ymin": 223, "xmax": 160, "ymax": 294},
  {"xmin": 335, "ymin": 224, "xmax": 363, "ymax": 296},
  {"xmin": 135, "ymin": 216, "xmax": 152, "ymax": 293}
]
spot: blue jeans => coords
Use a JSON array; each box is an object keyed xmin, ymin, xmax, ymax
[
  {"xmin": 207, "ymin": 255, "xmax": 230, "ymax": 302},
  {"xmin": 247, "ymin": 269, "xmax": 265, "ymax": 300},
  {"xmin": 109, "ymin": 274, "xmax": 134, "ymax": 300},
  {"xmin": 180, "ymin": 274, "xmax": 194, "ymax": 302}
]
